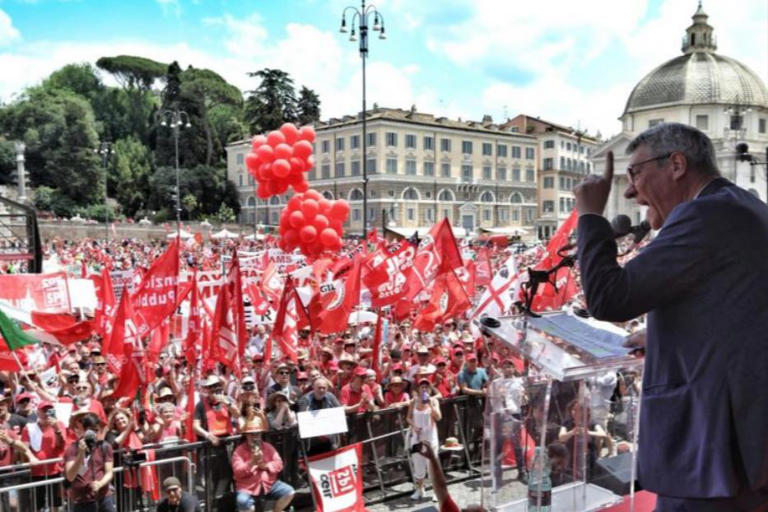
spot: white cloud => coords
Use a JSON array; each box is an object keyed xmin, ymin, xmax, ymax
[
  {"xmin": 0, "ymin": 9, "xmax": 20, "ymax": 46},
  {"xmin": 155, "ymin": 0, "xmax": 181, "ymax": 17}
]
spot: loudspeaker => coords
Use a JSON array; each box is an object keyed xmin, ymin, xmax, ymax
[{"xmin": 591, "ymin": 452, "xmax": 642, "ymax": 496}]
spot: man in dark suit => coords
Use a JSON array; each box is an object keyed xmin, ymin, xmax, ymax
[{"xmin": 574, "ymin": 122, "xmax": 768, "ymax": 512}]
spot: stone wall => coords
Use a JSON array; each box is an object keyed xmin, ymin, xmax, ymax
[{"xmin": 38, "ymin": 222, "xmax": 247, "ymax": 242}]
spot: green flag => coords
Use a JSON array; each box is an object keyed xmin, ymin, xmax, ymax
[{"xmin": 0, "ymin": 308, "xmax": 39, "ymax": 351}]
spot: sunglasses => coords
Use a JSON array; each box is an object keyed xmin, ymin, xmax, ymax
[
  {"xmin": 242, "ymin": 384, "xmax": 255, "ymax": 391},
  {"xmin": 75, "ymin": 386, "xmax": 89, "ymax": 392},
  {"xmin": 278, "ymin": 371, "xmax": 290, "ymax": 376},
  {"xmin": 67, "ymin": 378, "xmax": 79, "ymax": 384},
  {"xmin": 94, "ymin": 363, "xmax": 106, "ymax": 367}
]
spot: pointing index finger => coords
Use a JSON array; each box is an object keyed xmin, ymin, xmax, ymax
[{"xmin": 604, "ymin": 151, "xmax": 614, "ymax": 182}]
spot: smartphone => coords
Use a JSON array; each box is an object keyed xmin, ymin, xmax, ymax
[{"xmin": 410, "ymin": 442, "xmax": 424, "ymax": 454}]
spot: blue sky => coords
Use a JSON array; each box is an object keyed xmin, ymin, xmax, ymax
[{"xmin": 0, "ymin": 0, "xmax": 766, "ymax": 138}]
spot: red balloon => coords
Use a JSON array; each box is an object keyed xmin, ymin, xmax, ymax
[
  {"xmin": 284, "ymin": 229, "xmax": 299, "ymax": 246},
  {"xmin": 272, "ymin": 159, "xmax": 291, "ymax": 178},
  {"xmin": 251, "ymin": 134, "xmax": 267, "ymax": 151},
  {"xmin": 306, "ymin": 155, "xmax": 315, "ymax": 170},
  {"xmin": 330, "ymin": 200, "xmax": 350, "ymax": 221},
  {"xmin": 257, "ymin": 186, "xmax": 270, "ymax": 199},
  {"xmin": 301, "ymin": 199, "xmax": 319, "ymax": 220},
  {"xmin": 299, "ymin": 225, "xmax": 317, "ymax": 243},
  {"xmin": 267, "ymin": 130, "xmax": 286, "ymax": 147},
  {"xmin": 265, "ymin": 180, "xmax": 279, "ymax": 196},
  {"xmin": 305, "ymin": 189, "xmax": 322, "ymax": 201},
  {"xmin": 256, "ymin": 144, "xmax": 275, "ymax": 163},
  {"xmin": 293, "ymin": 180, "xmax": 309, "ymax": 193},
  {"xmin": 257, "ymin": 163, "xmax": 272, "ymax": 181},
  {"xmin": 318, "ymin": 198, "xmax": 332, "ymax": 215},
  {"xmin": 313, "ymin": 214, "xmax": 329, "ymax": 232},
  {"xmin": 289, "ymin": 210, "xmax": 305, "ymax": 229},
  {"xmin": 289, "ymin": 157, "xmax": 305, "ymax": 175},
  {"xmin": 292, "ymin": 140, "xmax": 313, "ymax": 160},
  {"xmin": 274, "ymin": 143, "xmax": 293, "ymax": 161},
  {"xmin": 330, "ymin": 219, "xmax": 343, "ymax": 237},
  {"xmin": 299, "ymin": 125, "xmax": 316, "ymax": 143},
  {"xmin": 319, "ymin": 227, "xmax": 339, "ymax": 248},
  {"xmin": 287, "ymin": 196, "xmax": 302, "ymax": 211},
  {"xmin": 280, "ymin": 123, "xmax": 300, "ymax": 145},
  {"xmin": 245, "ymin": 152, "xmax": 260, "ymax": 172},
  {"xmin": 275, "ymin": 180, "xmax": 289, "ymax": 194}
]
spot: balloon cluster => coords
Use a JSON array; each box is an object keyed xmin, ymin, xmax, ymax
[
  {"xmin": 246, "ymin": 123, "xmax": 316, "ymax": 199},
  {"xmin": 278, "ymin": 190, "xmax": 350, "ymax": 257}
]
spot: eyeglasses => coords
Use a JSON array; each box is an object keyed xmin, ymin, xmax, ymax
[
  {"xmin": 278, "ymin": 371, "xmax": 290, "ymax": 376},
  {"xmin": 75, "ymin": 386, "xmax": 89, "ymax": 392},
  {"xmin": 627, "ymin": 153, "xmax": 671, "ymax": 184},
  {"xmin": 242, "ymin": 384, "xmax": 255, "ymax": 391},
  {"xmin": 94, "ymin": 363, "xmax": 106, "ymax": 367}
]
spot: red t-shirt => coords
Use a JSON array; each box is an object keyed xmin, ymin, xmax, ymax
[
  {"xmin": 340, "ymin": 384, "xmax": 372, "ymax": 413},
  {"xmin": 0, "ymin": 424, "xmax": 18, "ymax": 467},
  {"xmin": 433, "ymin": 371, "xmax": 456, "ymax": 398},
  {"xmin": 21, "ymin": 420, "xmax": 66, "ymax": 476},
  {"xmin": 383, "ymin": 390, "xmax": 410, "ymax": 406}
]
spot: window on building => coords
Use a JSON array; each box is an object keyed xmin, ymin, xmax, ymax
[
  {"xmin": 424, "ymin": 136, "xmax": 434, "ymax": 150},
  {"xmin": 351, "ymin": 160, "xmax": 361, "ymax": 176},
  {"xmin": 579, "ymin": 146, "xmax": 584, "ymax": 154},
  {"xmin": 730, "ymin": 115, "xmax": 743, "ymax": 131},
  {"xmin": 760, "ymin": 118, "xmax": 767, "ymax": 134},
  {"xmin": 526, "ymin": 208, "xmax": 534, "ymax": 223},
  {"xmin": 513, "ymin": 209, "xmax": 520, "ymax": 221},
  {"xmin": 543, "ymin": 158, "xmax": 554, "ymax": 170},
  {"xmin": 350, "ymin": 189, "xmax": 364, "ymax": 201},
  {"xmin": 443, "ymin": 209, "xmax": 451, "ymax": 221},
  {"xmin": 336, "ymin": 137, "xmax": 345, "ymax": 151},
  {"xmin": 438, "ymin": 190, "xmax": 453, "ymax": 201},
  {"xmin": 236, "ymin": 153, "xmax": 244, "ymax": 164},
  {"xmin": 426, "ymin": 209, "xmax": 434, "ymax": 222},
  {"xmin": 560, "ymin": 156, "xmax": 566, "ymax": 169},
  {"xmin": 238, "ymin": 174, "xmax": 243, "ymax": 186},
  {"xmin": 500, "ymin": 209, "xmax": 508, "ymax": 222},
  {"xmin": 353, "ymin": 209, "xmax": 360, "ymax": 221},
  {"xmin": 497, "ymin": 167, "xmax": 507, "ymax": 181},
  {"xmin": 544, "ymin": 140, "xmax": 555, "ymax": 149},
  {"xmin": 322, "ymin": 140, "xmax": 330, "ymax": 152},
  {"xmin": 369, "ymin": 208, "xmax": 376, "ymax": 221},
  {"xmin": 543, "ymin": 177, "xmax": 554, "ymax": 189},
  {"xmin": 307, "ymin": 168, "xmax": 316, "ymax": 180},
  {"xmin": 482, "ymin": 166, "xmax": 492, "ymax": 180},
  {"xmin": 405, "ymin": 159, "xmax": 417, "ymax": 175},
  {"xmin": 587, "ymin": 162, "xmax": 591, "ymax": 173},
  {"xmin": 696, "ymin": 115, "xmax": 709, "ymax": 131},
  {"xmin": 480, "ymin": 191, "xmax": 494, "ymax": 203},
  {"xmin": 388, "ymin": 190, "xmax": 395, "ymax": 197},
  {"xmin": 440, "ymin": 138, "xmax": 452, "ymax": 152},
  {"xmin": 512, "ymin": 146, "xmax": 521, "ymax": 158},
  {"xmin": 351, "ymin": 135, "xmax": 360, "ymax": 149},
  {"xmin": 559, "ymin": 177, "xmax": 566, "ymax": 190},
  {"xmin": 407, "ymin": 208, "xmax": 415, "ymax": 221},
  {"xmin": 461, "ymin": 165, "xmax": 473, "ymax": 181},
  {"xmin": 511, "ymin": 193, "xmax": 522, "ymax": 204},
  {"xmin": 526, "ymin": 168, "xmax": 535, "ymax": 182},
  {"xmin": 462, "ymin": 140, "xmax": 473, "ymax": 154},
  {"xmin": 543, "ymin": 200, "xmax": 555, "ymax": 213},
  {"xmin": 566, "ymin": 142, "xmax": 571, "ymax": 151},
  {"xmin": 525, "ymin": 147, "xmax": 535, "ymax": 159},
  {"xmin": 497, "ymin": 144, "xmax": 508, "ymax": 157},
  {"xmin": 248, "ymin": 174, "xmax": 254, "ymax": 185},
  {"xmin": 648, "ymin": 118, "xmax": 664, "ymax": 128},
  {"xmin": 441, "ymin": 163, "xmax": 451, "ymax": 177},
  {"xmin": 482, "ymin": 142, "xmax": 493, "ymax": 156},
  {"xmin": 424, "ymin": 161, "xmax": 435, "ymax": 176},
  {"xmin": 483, "ymin": 209, "xmax": 491, "ymax": 221},
  {"xmin": 512, "ymin": 167, "xmax": 521, "ymax": 182},
  {"xmin": 405, "ymin": 134, "xmax": 416, "ymax": 148},
  {"xmin": 386, "ymin": 132, "xmax": 398, "ymax": 146},
  {"xmin": 366, "ymin": 158, "xmax": 376, "ymax": 174},
  {"xmin": 560, "ymin": 197, "xmax": 566, "ymax": 212},
  {"xmin": 367, "ymin": 133, "xmax": 376, "ymax": 146},
  {"xmin": 386, "ymin": 158, "xmax": 397, "ymax": 174},
  {"xmin": 335, "ymin": 162, "xmax": 345, "ymax": 177},
  {"xmin": 321, "ymin": 164, "xmax": 331, "ymax": 179},
  {"xmin": 403, "ymin": 188, "xmax": 419, "ymax": 200}
]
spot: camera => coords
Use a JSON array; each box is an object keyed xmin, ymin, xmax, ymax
[
  {"xmin": 410, "ymin": 442, "xmax": 426, "ymax": 455},
  {"xmin": 45, "ymin": 408, "xmax": 56, "ymax": 419},
  {"xmin": 84, "ymin": 430, "xmax": 98, "ymax": 451}
]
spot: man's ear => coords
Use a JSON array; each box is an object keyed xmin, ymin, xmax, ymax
[{"xmin": 670, "ymin": 152, "xmax": 688, "ymax": 182}]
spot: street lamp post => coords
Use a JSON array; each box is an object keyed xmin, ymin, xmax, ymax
[
  {"xmin": 13, "ymin": 142, "xmax": 27, "ymax": 203},
  {"xmin": 339, "ymin": 0, "xmax": 387, "ymax": 237},
  {"xmin": 96, "ymin": 142, "xmax": 113, "ymax": 241},
  {"xmin": 157, "ymin": 109, "xmax": 191, "ymax": 235}
]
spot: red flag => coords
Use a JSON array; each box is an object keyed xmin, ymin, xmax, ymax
[
  {"xmin": 371, "ymin": 312, "xmax": 383, "ymax": 377},
  {"xmin": 184, "ymin": 370, "xmax": 196, "ymax": 443},
  {"xmin": 225, "ymin": 253, "xmax": 248, "ymax": 362},
  {"xmin": 107, "ymin": 294, "xmax": 146, "ymax": 399},
  {"xmin": 315, "ymin": 255, "xmax": 362, "ymax": 334},
  {"xmin": 92, "ymin": 268, "xmax": 116, "ymax": 339},
  {"xmin": 405, "ymin": 218, "xmax": 463, "ymax": 300},
  {"xmin": 185, "ymin": 273, "xmax": 201, "ymax": 367},
  {"xmin": 103, "ymin": 292, "xmax": 136, "ymax": 374},
  {"xmin": 413, "ymin": 269, "xmax": 471, "ymax": 332},
  {"xmin": 528, "ymin": 209, "xmax": 579, "ymax": 312},
  {"xmin": 210, "ymin": 285, "xmax": 240, "ymax": 374},
  {"xmin": 269, "ymin": 280, "xmax": 305, "ymax": 363},
  {"xmin": 29, "ymin": 312, "xmax": 94, "ymax": 345},
  {"xmin": 260, "ymin": 261, "xmax": 283, "ymax": 304},
  {"xmin": 133, "ymin": 239, "xmax": 180, "ymax": 337},
  {"xmin": 363, "ymin": 241, "xmax": 416, "ymax": 308},
  {"xmin": 475, "ymin": 247, "xmax": 492, "ymax": 287}
]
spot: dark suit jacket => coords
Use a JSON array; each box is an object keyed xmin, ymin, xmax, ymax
[{"xmin": 578, "ymin": 178, "xmax": 768, "ymax": 498}]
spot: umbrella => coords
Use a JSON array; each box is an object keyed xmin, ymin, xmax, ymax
[
  {"xmin": 167, "ymin": 230, "xmax": 193, "ymax": 239},
  {"xmin": 211, "ymin": 228, "xmax": 240, "ymax": 239},
  {"xmin": 349, "ymin": 310, "xmax": 378, "ymax": 325}
]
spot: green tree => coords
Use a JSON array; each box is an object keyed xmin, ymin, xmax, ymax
[
  {"xmin": 0, "ymin": 138, "xmax": 15, "ymax": 185},
  {"xmin": 213, "ymin": 203, "xmax": 236, "ymax": 224},
  {"xmin": 111, "ymin": 136, "xmax": 153, "ymax": 218},
  {"xmin": 0, "ymin": 87, "xmax": 102, "ymax": 205},
  {"xmin": 296, "ymin": 86, "xmax": 321, "ymax": 126},
  {"xmin": 244, "ymin": 68, "xmax": 297, "ymax": 134},
  {"xmin": 148, "ymin": 164, "xmax": 239, "ymax": 220}
]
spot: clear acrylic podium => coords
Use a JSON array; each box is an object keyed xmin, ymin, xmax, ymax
[{"xmin": 480, "ymin": 311, "xmax": 643, "ymax": 512}]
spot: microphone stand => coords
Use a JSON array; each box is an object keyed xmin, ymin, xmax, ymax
[{"xmin": 515, "ymin": 244, "xmax": 577, "ymax": 318}]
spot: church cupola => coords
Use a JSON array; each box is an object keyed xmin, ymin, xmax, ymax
[{"xmin": 682, "ymin": 1, "xmax": 717, "ymax": 54}]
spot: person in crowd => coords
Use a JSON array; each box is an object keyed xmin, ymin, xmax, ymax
[
  {"xmin": 558, "ymin": 399, "xmax": 611, "ymax": 480},
  {"xmin": 9, "ymin": 391, "xmax": 35, "ymax": 432},
  {"xmin": 156, "ymin": 476, "xmax": 200, "ymax": 512},
  {"xmin": 265, "ymin": 391, "xmax": 296, "ymax": 430},
  {"xmin": 458, "ymin": 354, "xmax": 488, "ymax": 397},
  {"xmin": 266, "ymin": 363, "xmax": 301, "ymax": 404},
  {"xmin": 383, "ymin": 376, "xmax": 410, "ymax": 408},
  {"xmin": 192, "ymin": 375, "xmax": 233, "ymax": 500},
  {"xmin": 21, "ymin": 400, "xmax": 67, "ymax": 511},
  {"xmin": 489, "ymin": 359, "xmax": 528, "ymax": 485},
  {"xmin": 364, "ymin": 369, "xmax": 385, "ymax": 407},
  {"xmin": 231, "ymin": 417, "xmax": 295, "ymax": 512},
  {"xmin": 407, "ymin": 378, "xmax": 442, "ymax": 501},
  {"xmin": 413, "ymin": 441, "xmax": 487, "ymax": 512},
  {"xmin": 298, "ymin": 378, "xmax": 341, "ymax": 456},
  {"xmin": 340, "ymin": 366, "xmax": 376, "ymax": 414},
  {"xmin": 64, "ymin": 412, "xmax": 115, "ymax": 512},
  {"xmin": 432, "ymin": 357, "xmax": 457, "ymax": 398}
]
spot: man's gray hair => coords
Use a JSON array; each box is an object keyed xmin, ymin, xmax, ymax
[{"xmin": 626, "ymin": 122, "xmax": 720, "ymax": 177}]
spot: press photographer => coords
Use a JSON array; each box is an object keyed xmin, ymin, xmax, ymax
[{"xmin": 64, "ymin": 412, "xmax": 114, "ymax": 512}]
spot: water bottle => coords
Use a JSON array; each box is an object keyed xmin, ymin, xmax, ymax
[{"xmin": 528, "ymin": 446, "xmax": 552, "ymax": 511}]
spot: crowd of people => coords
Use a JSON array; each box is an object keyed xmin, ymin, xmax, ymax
[{"xmin": 0, "ymin": 233, "xmax": 645, "ymax": 511}]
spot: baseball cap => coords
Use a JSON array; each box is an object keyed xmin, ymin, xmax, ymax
[{"xmin": 163, "ymin": 476, "xmax": 182, "ymax": 490}]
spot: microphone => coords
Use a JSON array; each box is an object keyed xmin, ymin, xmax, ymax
[{"xmin": 611, "ymin": 215, "xmax": 651, "ymax": 244}]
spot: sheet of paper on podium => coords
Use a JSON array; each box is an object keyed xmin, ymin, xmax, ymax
[{"xmin": 297, "ymin": 406, "xmax": 348, "ymax": 439}]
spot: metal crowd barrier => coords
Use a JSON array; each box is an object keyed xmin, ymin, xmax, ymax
[{"xmin": 0, "ymin": 395, "xmax": 484, "ymax": 511}]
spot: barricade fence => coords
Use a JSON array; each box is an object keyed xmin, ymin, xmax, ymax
[{"xmin": 0, "ymin": 395, "xmax": 482, "ymax": 511}]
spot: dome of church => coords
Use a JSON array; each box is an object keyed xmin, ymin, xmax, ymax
[{"xmin": 623, "ymin": 3, "xmax": 768, "ymax": 115}]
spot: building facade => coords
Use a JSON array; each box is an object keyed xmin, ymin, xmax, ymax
[
  {"xmin": 227, "ymin": 107, "xmax": 540, "ymax": 238},
  {"xmin": 503, "ymin": 115, "xmax": 599, "ymax": 239},
  {"xmin": 591, "ymin": 4, "xmax": 768, "ymax": 223}
]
